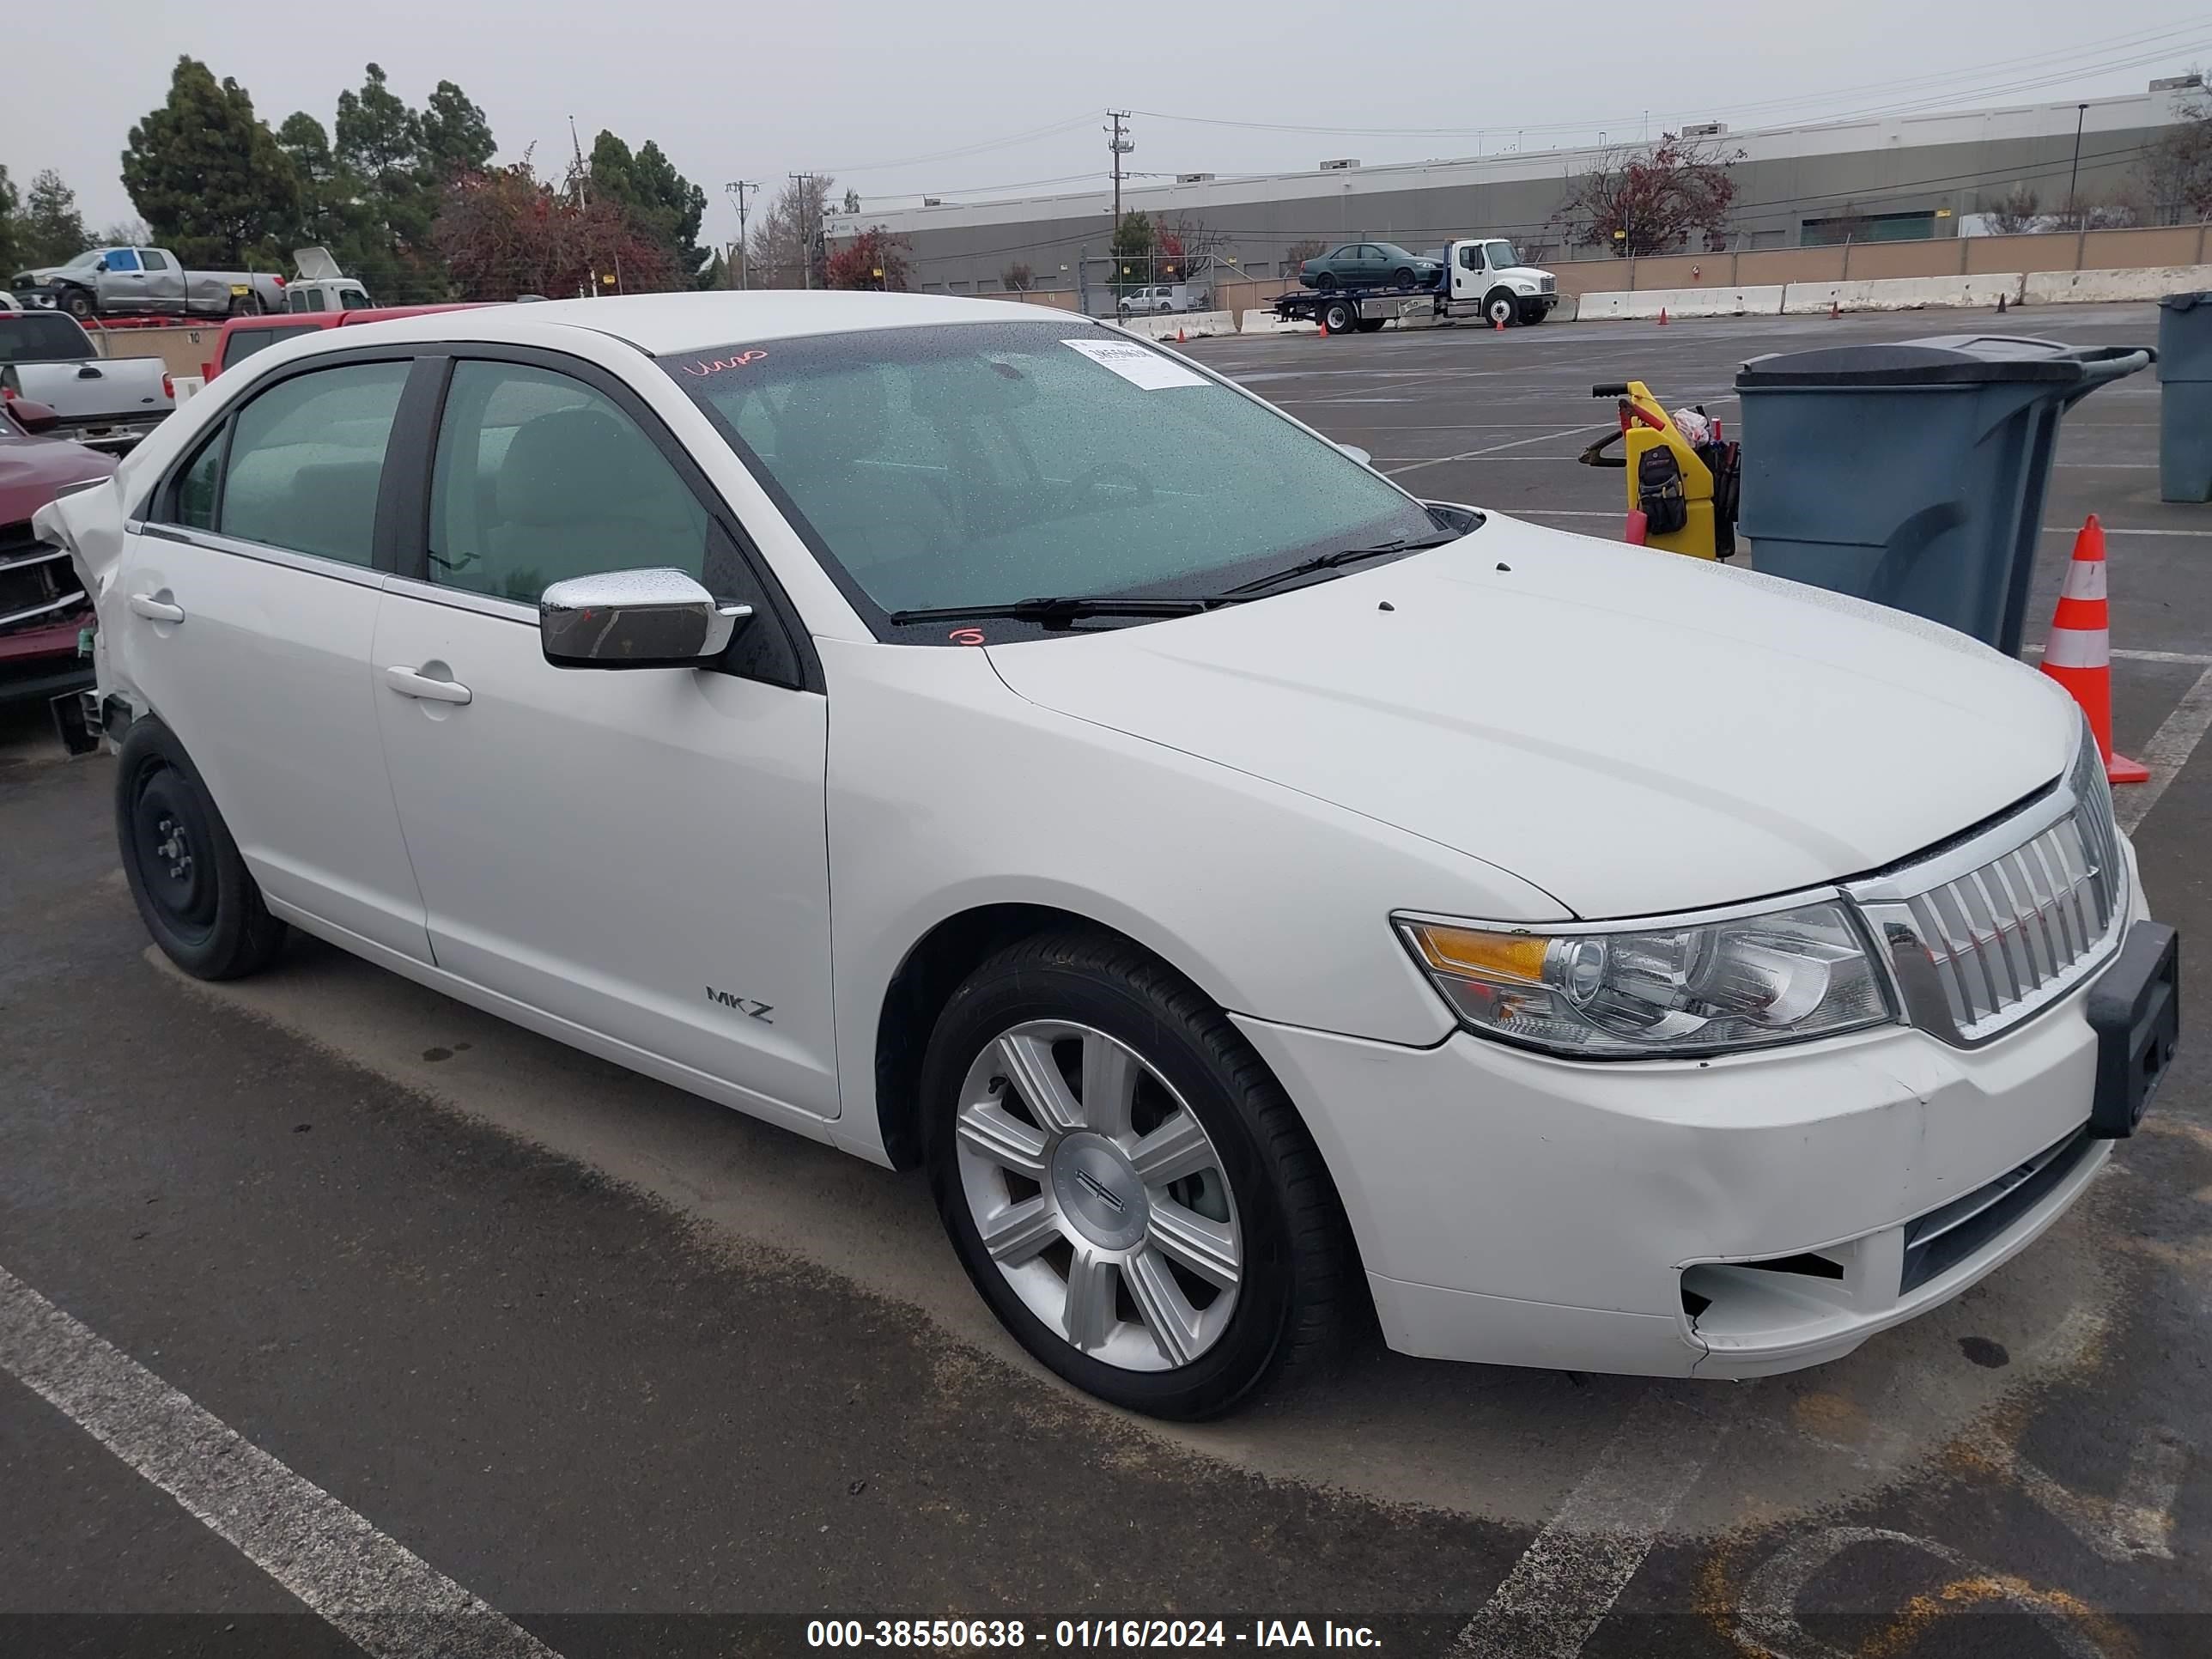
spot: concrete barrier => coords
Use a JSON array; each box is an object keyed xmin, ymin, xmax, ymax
[
  {"xmin": 1781, "ymin": 273, "xmax": 2023, "ymax": 315},
  {"xmin": 2021, "ymin": 264, "xmax": 2212, "ymax": 306},
  {"xmin": 1574, "ymin": 286, "xmax": 1784, "ymax": 322},
  {"xmin": 1120, "ymin": 309, "xmax": 1237, "ymax": 341},
  {"xmin": 1240, "ymin": 307, "xmax": 1317, "ymax": 335}
]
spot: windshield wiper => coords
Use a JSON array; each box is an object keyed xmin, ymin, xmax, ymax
[
  {"xmin": 1219, "ymin": 535, "xmax": 1459, "ymax": 598},
  {"xmin": 887, "ymin": 594, "xmax": 1232, "ymax": 629}
]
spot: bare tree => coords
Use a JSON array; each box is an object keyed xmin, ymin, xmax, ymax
[
  {"xmin": 2140, "ymin": 77, "xmax": 2212, "ymax": 224},
  {"xmin": 1557, "ymin": 132, "xmax": 1744, "ymax": 257},
  {"xmin": 1000, "ymin": 261, "xmax": 1034, "ymax": 291},
  {"xmin": 1984, "ymin": 185, "xmax": 2045, "ymax": 235},
  {"xmin": 747, "ymin": 174, "xmax": 836, "ymax": 288},
  {"xmin": 1282, "ymin": 237, "xmax": 1327, "ymax": 276}
]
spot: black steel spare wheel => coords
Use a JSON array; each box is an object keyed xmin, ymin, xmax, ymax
[{"xmin": 114, "ymin": 717, "xmax": 289, "ymax": 981}]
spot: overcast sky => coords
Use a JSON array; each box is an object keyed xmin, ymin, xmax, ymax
[{"xmin": 9, "ymin": 3, "xmax": 2207, "ymax": 244}]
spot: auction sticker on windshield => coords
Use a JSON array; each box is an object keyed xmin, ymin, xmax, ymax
[{"xmin": 1062, "ymin": 337, "xmax": 1206, "ymax": 390}]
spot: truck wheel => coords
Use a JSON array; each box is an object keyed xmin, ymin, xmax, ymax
[
  {"xmin": 1322, "ymin": 299, "xmax": 1355, "ymax": 335},
  {"xmin": 1356, "ymin": 318, "xmax": 1386, "ymax": 333},
  {"xmin": 1484, "ymin": 289, "xmax": 1516, "ymax": 327},
  {"xmin": 227, "ymin": 294, "xmax": 256, "ymax": 318},
  {"xmin": 1520, "ymin": 303, "xmax": 1549, "ymax": 325},
  {"xmin": 58, "ymin": 287, "xmax": 94, "ymax": 320}
]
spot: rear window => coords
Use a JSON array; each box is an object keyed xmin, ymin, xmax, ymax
[
  {"xmin": 222, "ymin": 322, "xmax": 323, "ymax": 371},
  {"xmin": 0, "ymin": 313, "xmax": 94, "ymax": 364}
]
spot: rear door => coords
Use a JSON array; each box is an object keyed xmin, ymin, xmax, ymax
[
  {"xmin": 137, "ymin": 250, "xmax": 186, "ymax": 313},
  {"xmin": 116, "ymin": 349, "xmax": 432, "ymax": 960},
  {"xmin": 369, "ymin": 349, "xmax": 838, "ymax": 1120}
]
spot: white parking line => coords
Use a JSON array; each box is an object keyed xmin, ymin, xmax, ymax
[
  {"xmin": 1384, "ymin": 428, "xmax": 1599, "ymax": 476},
  {"xmin": 1451, "ymin": 1387, "xmax": 1745, "ymax": 1658},
  {"xmin": 0, "ymin": 1265, "xmax": 558, "ymax": 1659},
  {"xmin": 2116, "ymin": 664, "xmax": 2212, "ymax": 835}
]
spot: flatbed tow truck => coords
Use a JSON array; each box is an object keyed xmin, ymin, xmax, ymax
[{"xmin": 1273, "ymin": 236, "xmax": 1561, "ymax": 337}]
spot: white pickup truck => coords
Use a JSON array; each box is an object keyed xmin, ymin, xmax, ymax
[
  {"xmin": 0, "ymin": 310, "xmax": 172, "ymax": 453},
  {"xmin": 9, "ymin": 245, "xmax": 290, "ymax": 321}
]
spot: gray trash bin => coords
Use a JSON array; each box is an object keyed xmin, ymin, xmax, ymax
[
  {"xmin": 1735, "ymin": 335, "xmax": 2153, "ymax": 654},
  {"xmin": 2159, "ymin": 291, "xmax": 2212, "ymax": 504}
]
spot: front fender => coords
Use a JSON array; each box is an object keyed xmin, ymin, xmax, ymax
[{"xmin": 817, "ymin": 637, "xmax": 1566, "ymax": 1161}]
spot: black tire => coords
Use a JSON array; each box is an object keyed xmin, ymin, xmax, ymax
[
  {"xmin": 58, "ymin": 286, "xmax": 94, "ymax": 320},
  {"xmin": 1521, "ymin": 303, "xmax": 1549, "ymax": 325},
  {"xmin": 1312, "ymin": 271, "xmax": 1336, "ymax": 290},
  {"xmin": 114, "ymin": 718, "xmax": 288, "ymax": 981},
  {"xmin": 226, "ymin": 293, "xmax": 256, "ymax": 318},
  {"xmin": 922, "ymin": 928, "xmax": 1351, "ymax": 1419},
  {"xmin": 1391, "ymin": 267, "xmax": 1414, "ymax": 289},
  {"xmin": 1322, "ymin": 298, "xmax": 1356, "ymax": 335},
  {"xmin": 1484, "ymin": 289, "xmax": 1516, "ymax": 327},
  {"xmin": 1356, "ymin": 318, "xmax": 1387, "ymax": 333}
]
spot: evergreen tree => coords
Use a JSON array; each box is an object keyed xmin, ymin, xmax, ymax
[
  {"xmin": 21, "ymin": 170, "xmax": 90, "ymax": 264},
  {"xmin": 588, "ymin": 131, "xmax": 710, "ymax": 286},
  {"xmin": 121, "ymin": 58, "xmax": 300, "ymax": 265}
]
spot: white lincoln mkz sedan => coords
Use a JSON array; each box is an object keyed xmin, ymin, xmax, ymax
[{"xmin": 42, "ymin": 292, "xmax": 2178, "ymax": 1419}]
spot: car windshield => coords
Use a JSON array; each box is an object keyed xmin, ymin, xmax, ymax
[
  {"xmin": 0, "ymin": 313, "xmax": 93, "ymax": 364},
  {"xmin": 1485, "ymin": 241, "xmax": 1519, "ymax": 268},
  {"xmin": 56, "ymin": 249, "xmax": 105, "ymax": 270},
  {"xmin": 664, "ymin": 321, "xmax": 1444, "ymax": 635}
]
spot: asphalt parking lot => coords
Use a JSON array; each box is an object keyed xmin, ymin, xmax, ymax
[{"xmin": 5, "ymin": 301, "xmax": 2210, "ymax": 1657}]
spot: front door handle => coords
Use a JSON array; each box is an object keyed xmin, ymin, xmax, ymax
[
  {"xmin": 384, "ymin": 665, "xmax": 472, "ymax": 705},
  {"xmin": 128, "ymin": 592, "xmax": 185, "ymax": 623}
]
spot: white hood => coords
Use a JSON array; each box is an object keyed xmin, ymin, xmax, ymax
[{"xmin": 985, "ymin": 520, "xmax": 2078, "ymax": 919}]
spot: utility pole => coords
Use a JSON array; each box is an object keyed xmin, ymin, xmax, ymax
[
  {"xmin": 789, "ymin": 173, "xmax": 816, "ymax": 289},
  {"xmin": 2067, "ymin": 102, "xmax": 2089, "ymax": 227},
  {"xmin": 725, "ymin": 180, "xmax": 759, "ymax": 289},
  {"xmin": 1107, "ymin": 111, "xmax": 1133, "ymax": 283},
  {"xmin": 568, "ymin": 116, "xmax": 600, "ymax": 298}
]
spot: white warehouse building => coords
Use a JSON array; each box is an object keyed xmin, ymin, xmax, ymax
[{"xmin": 823, "ymin": 79, "xmax": 2207, "ymax": 298}]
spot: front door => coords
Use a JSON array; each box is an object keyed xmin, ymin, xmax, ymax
[
  {"xmin": 370, "ymin": 353, "xmax": 839, "ymax": 1120},
  {"xmin": 1452, "ymin": 243, "xmax": 1486, "ymax": 303},
  {"xmin": 117, "ymin": 354, "xmax": 432, "ymax": 961}
]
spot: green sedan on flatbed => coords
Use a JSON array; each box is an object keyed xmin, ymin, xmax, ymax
[{"xmin": 1296, "ymin": 242, "xmax": 1441, "ymax": 290}]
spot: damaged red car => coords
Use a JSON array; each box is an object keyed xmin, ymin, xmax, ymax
[{"xmin": 1, "ymin": 393, "xmax": 115, "ymax": 713}]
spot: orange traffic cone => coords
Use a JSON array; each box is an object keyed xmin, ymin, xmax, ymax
[
  {"xmin": 1493, "ymin": 314, "xmax": 1505, "ymax": 332},
  {"xmin": 1656, "ymin": 307, "xmax": 1668, "ymax": 325},
  {"xmin": 1176, "ymin": 326, "xmax": 1186, "ymax": 343},
  {"xmin": 2041, "ymin": 515, "xmax": 2150, "ymax": 785},
  {"xmin": 1829, "ymin": 299, "xmax": 1841, "ymax": 319}
]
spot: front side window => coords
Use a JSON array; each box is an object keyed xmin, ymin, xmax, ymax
[
  {"xmin": 216, "ymin": 360, "xmax": 409, "ymax": 564},
  {"xmin": 665, "ymin": 321, "xmax": 1441, "ymax": 640},
  {"xmin": 427, "ymin": 361, "xmax": 709, "ymax": 604},
  {"xmin": 104, "ymin": 250, "xmax": 141, "ymax": 273}
]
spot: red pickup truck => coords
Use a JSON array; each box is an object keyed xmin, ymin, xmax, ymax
[{"xmin": 207, "ymin": 303, "xmax": 484, "ymax": 379}]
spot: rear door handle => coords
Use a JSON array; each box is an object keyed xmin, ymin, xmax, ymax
[
  {"xmin": 128, "ymin": 593, "xmax": 185, "ymax": 623},
  {"xmin": 384, "ymin": 665, "xmax": 472, "ymax": 705}
]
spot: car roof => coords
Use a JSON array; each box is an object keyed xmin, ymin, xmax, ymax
[{"xmin": 291, "ymin": 289, "xmax": 1075, "ymax": 359}]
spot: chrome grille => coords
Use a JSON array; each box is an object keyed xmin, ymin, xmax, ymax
[
  {"xmin": 1540, "ymin": 274, "xmax": 1557, "ymax": 294},
  {"xmin": 1850, "ymin": 729, "xmax": 2126, "ymax": 1047}
]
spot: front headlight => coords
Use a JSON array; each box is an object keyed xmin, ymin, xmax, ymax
[{"xmin": 1396, "ymin": 902, "xmax": 1895, "ymax": 1059}]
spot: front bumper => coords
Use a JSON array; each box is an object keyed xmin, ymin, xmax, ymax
[{"xmin": 1230, "ymin": 854, "xmax": 2150, "ymax": 1380}]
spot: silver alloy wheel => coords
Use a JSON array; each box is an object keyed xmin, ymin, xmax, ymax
[{"xmin": 953, "ymin": 1020, "xmax": 1243, "ymax": 1372}]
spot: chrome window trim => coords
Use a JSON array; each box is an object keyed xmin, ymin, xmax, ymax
[
  {"xmin": 126, "ymin": 521, "xmax": 386, "ymax": 591},
  {"xmin": 381, "ymin": 574, "xmax": 536, "ymax": 625}
]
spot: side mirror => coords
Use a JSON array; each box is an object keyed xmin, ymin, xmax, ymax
[
  {"xmin": 539, "ymin": 568, "xmax": 751, "ymax": 670},
  {"xmin": 1335, "ymin": 442, "xmax": 1373, "ymax": 468},
  {"xmin": 9, "ymin": 398, "xmax": 61, "ymax": 434},
  {"xmin": 94, "ymin": 257, "xmax": 109, "ymax": 272}
]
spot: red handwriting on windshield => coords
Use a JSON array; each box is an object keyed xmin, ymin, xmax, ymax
[{"xmin": 679, "ymin": 349, "xmax": 769, "ymax": 377}]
